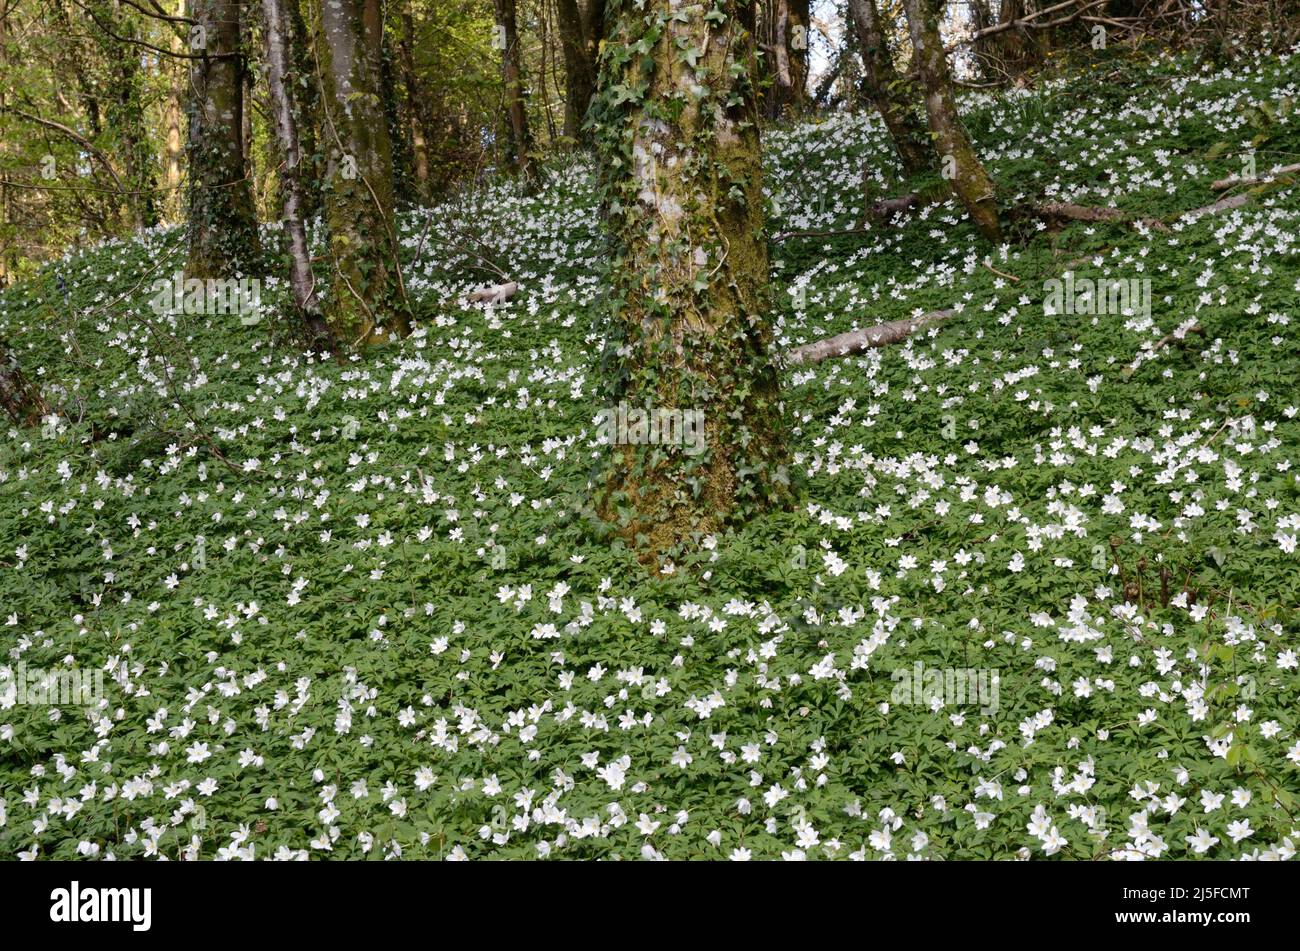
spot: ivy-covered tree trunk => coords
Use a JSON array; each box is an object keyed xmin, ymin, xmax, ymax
[
  {"xmin": 380, "ymin": 26, "xmax": 415, "ymax": 205},
  {"xmin": 902, "ymin": 0, "xmax": 1001, "ymax": 241},
  {"xmin": 494, "ymin": 0, "xmax": 533, "ymax": 177},
  {"xmin": 556, "ymin": 0, "xmax": 606, "ymax": 142},
  {"xmin": 187, "ymin": 0, "xmax": 262, "ymax": 279},
  {"xmin": 847, "ymin": 0, "xmax": 932, "ymax": 176},
  {"xmin": 311, "ymin": 0, "xmax": 412, "ymax": 343},
  {"xmin": 592, "ymin": 0, "xmax": 790, "ymax": 558}
]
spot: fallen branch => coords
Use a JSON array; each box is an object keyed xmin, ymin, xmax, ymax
[
  {"xmin": 1034, "ymin": 201, "xmax": 1127, "ymax": 223},
  {"xmin": 785, "ymin": 309, "xmax": 955, "ymax": 366},
  {"xmin": 1210, "ymin": 163, "xmax": 1300, "ymax": 190},
  {"xmin": 772, "ymin": 226, "xmax": 874, "ymax": 243}
]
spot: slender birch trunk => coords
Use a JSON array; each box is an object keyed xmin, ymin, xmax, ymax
[{"xmin": 261, "ymin": 0, "xmax": 331, "ymax": 346}]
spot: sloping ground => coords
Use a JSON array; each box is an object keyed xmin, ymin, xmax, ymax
[{"xmin": 0, "ymin": 47, "xmax": 1298, "ymax": 860}]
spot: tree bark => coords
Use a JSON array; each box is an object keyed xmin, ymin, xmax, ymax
[
  {"xmin": 261, "ymin": 0, "xmax": 331, "ymax": 347},
  {"xmin": 1, "ymin": 342, "xmax": 53, "ymax": 426},
  {"xmin": 397, "ymin": 2, "xmax": 431, "ymax": 194},
  {"xmin": 969, "ymin": 0, "xmax": 997, "ymax": 80},
  {"xmin": 94, "ymin": 3, "xmax": 158, "ymax": 229},
  {"xmin": 788, "ymin": 0, "xmax": 810, "ymax": 115},
  {"xmin": 847, "ymin": 0, "xmax": 933, "ymax": 176},
  {"xmin": 494, "ymin": 0, "xmax": 534, "ymax": 178},
  {"xmin": 996, "ymin": 0, "xmax": 1039, "ymax": 76},
  {"xmin": 287, "ymin": 0, "xmax": 322, "ymax": 221},
  {"xmin": 187, "ymin": 0, "xmax": 263, "ymax": 278},
  {"xmin": 0, "ymin": 13, "xmax": 13, "ymax": 286},
  {"xmin": 556, "ymin": 0, "xmax": 605, "ymax": 142},
  {"xmin": 311, "ymin": 0, "xmax": 412, "ymax": 343},
  {"xmin": 593, "ymin": 0, "xmax": 790, "ymax": 557},
  {"xmin": 380, "ymin": 21, "xmax": 415, "ymax": 203},
  {"xmin": 902, "ymin": 0, "xmax": 1001, "ymax": 241},
  {"xmin": 164, "ymin": 0, "xmax": 186, "ymax": 223},
  {"xmin": 773, "ymin": 0, "xmax": 793, "ymax": 108}
]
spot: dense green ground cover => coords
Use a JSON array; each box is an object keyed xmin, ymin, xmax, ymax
[{"xmin": 1, "ymin": 45, "xmax": 1298, "ymax": 860}]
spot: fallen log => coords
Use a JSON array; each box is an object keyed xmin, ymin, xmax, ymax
[
  {"xmin": 785, "ymin": 309, "xmax": 955, "ymax": 366},
  {"xmin": 870, "ymin": 192, "xmax": 925, "ymax": 221},
  {"xmin": 465, "ymin": 281, "xmax": 519, "ymax": 305},
  {"xmin": 1029, "ymin": 202, "xmax": 1169, "ymax": 233},
  {"xmin": 1034, "ymin": 201, "xmax": 1127, "ymax": 223},
  {"xmin": 1178, "ymin": 193, "xmax": 1249, "ymax": 222}
]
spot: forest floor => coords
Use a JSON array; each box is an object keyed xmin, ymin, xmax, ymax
[{"xmin": 1, "ymin": 45, "xmax": 1299, "ymax": 860}]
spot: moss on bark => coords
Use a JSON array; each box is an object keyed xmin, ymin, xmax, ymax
[
  {"xmin": 311, "ymin": 0, "xmax": 412, "ymax": 343},
  {"xmin": 902, "ymin": 0, "xmax": 1001, "ymax": 242},
  {"xmin": 186, "ymin": 0, "xmax": 262, "ymax": 280}
]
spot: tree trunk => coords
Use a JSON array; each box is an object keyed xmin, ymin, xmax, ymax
[
  {"xmin": 1, "ymin": 342, "xmax": 53, "ymax": 426},
  {"xmin": 969, "ymin": 0, "xmax": 997, "ymax": 81},
  {"xmin": 556, "ymin": 0, "xmax": 605, "ymax": 142},
  {"xmin": 495, "ymin": 0, "xmax": 534, "ymax": 178},
  {"xmin": 397, "ymin": 2, "xmax": 431, "ymax": 195},
  {"xmin": 773, "ymin": 0, "xmax": 793, "ymax": 111},
  {"xmin": 243, "ymin": 68, "xmax": 258, "ymax": 210},
  {"xmin": 847, "ymin": 0, "xmax": 933, "ymax": 176},
  {"xmin": 902, "ymin": 0, "xmax": 1001, "ymax": 241},
  {"xmin": 164, "ymin": 0, "xmax": 186, "ymax": 223},
  {"xmin": 187, "ymin": 0, "xmax": 263, "ymax": 278},
  {"xmin": 261, "ymin": 0, "xmax": 331, "ymax": 347},
  {"xmin": 788, "ymin": 0, "xmax": 810, "ymax": 115},
  {"xmin": 593, "ymin": 0, "xmax": 790, "ymax": 557},
  {"xmin": 95, "ymin": 4, "xmax": 158, "ymax": 229},
  {"xmin": 996, "ymin": 0, "xmax": 1039, "ymax": 76},
  {"xmin": 311, "ymin": 0, "xmax": 412, "ymax": 343},
  {"xmin": 288, "ymin": 0, "xmax": 322, "ymax": 221},
  {"xmin": 380, "ymin": 23, "xmax": 415, "ymax": 204},
  {"xmin": 0, "ymin": 15, "xmax": 12, "ymax": 286}
]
